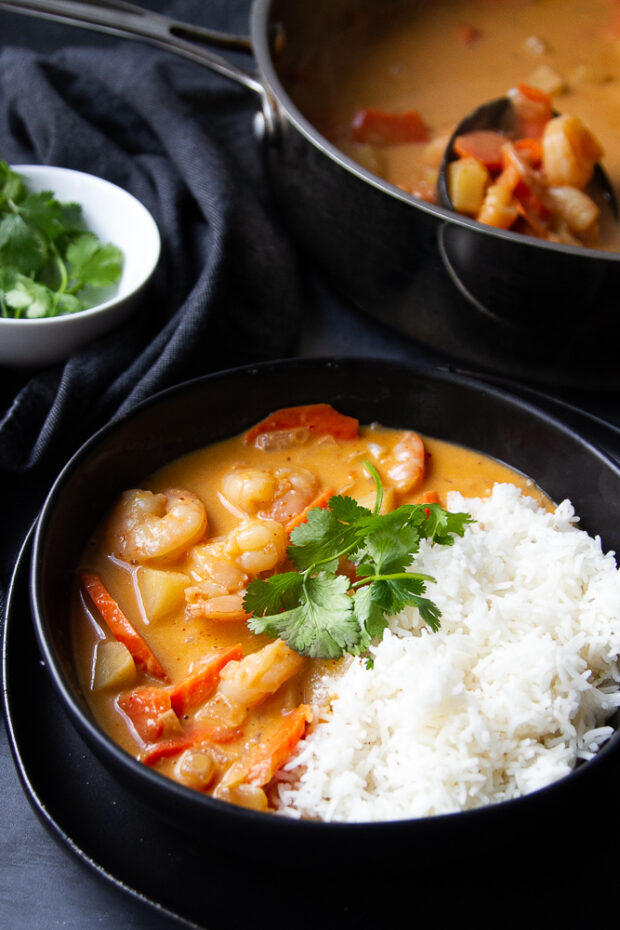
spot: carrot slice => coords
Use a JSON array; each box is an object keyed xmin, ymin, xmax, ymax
[
  {"xmin": 351, "ymin": 108, "xmax": 429, "ymax": 146},
  {"xmin": 140, "ymin": 725, "xmax": 240, "ymax": 766},
  {"xmin": 418, "ymin": 490, "xmax": 440, "ymax": 518},
  {"xmin": 80, "ymin": 571, "xmax": 167, "ymax": 681},
  {"xmin": 245, "ymin": 404, "xmax": 359, "ymax": 445},
  {"xmin": 517, "ymin": 119, "xmax": 548, "ymax": 141},
  {"xmin": 244, "ymin": 705, "xmax": 312, "ymax": 787},
  {"xmin": 610, "ymin": 6, "xmax": 620, "ymax": 37},
  {"xmin": 456, "ymin": 23, "xmax": 481, "ymax": 45},
  {"xmin": 168, "ymin": 644, "xmax": 243, "ymax": 716},
  {"xmin": 140, "ymin": 733, "xmax": 197, "ymax": 765},
  {"xmin": 453, "ymin": 130, "xmax": 506, "ymax": 171},
  {"xmin": 284, "ymin": 487, "xmax": 335, "ymax": 534},
  {"xmin": 513, "ymin": 84, "xmax": 553, "ymax": 140},
  {"xmin": 118, "ymin": 646, "xmax": 242, "ymax": 741},
  {"xmin": 118, "ymin": 686, "xmax": 175, "ymax": 742},
  {"xmin": 517, "ymin": 83, "xmax": 552, "ymax": 108},
  {"xmin": 513, "ymin": 137, "xmax": 543, "ymax": 167}
]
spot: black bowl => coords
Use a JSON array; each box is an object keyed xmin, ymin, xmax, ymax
[{"xmin": 30, "ymin": 357, "xmax": 620, "ymax": 868}]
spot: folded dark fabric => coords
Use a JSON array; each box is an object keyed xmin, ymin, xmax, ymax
[{"xmin": 0, "ymin": 34, "xmax": 304, "ymax": 600}]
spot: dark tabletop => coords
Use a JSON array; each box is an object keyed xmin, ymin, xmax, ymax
[{"xmin": 1, "ymin": 2, "xmax": 619, "ymax": 928}]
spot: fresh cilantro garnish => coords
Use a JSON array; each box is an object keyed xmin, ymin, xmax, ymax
[
  {"xmin": 0, "ymin": 159, "xmax": 123, "ymax": 319},
  {"xmin": 245, "ymin": 463, "xmax": 473, "ymax": 660}
]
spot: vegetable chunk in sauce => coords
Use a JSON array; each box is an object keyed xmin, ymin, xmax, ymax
[{"xmin": 73, "ymin": 405, "xmax": 547, "ymax": 813}]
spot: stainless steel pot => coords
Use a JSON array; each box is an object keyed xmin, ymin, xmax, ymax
[{"xmin": 3, "ymin": 0, "xmax": 620, "ymax": 390}]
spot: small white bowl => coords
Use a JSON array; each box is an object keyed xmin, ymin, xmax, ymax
[{"xmin": 0, "ymin": 165, "xmax": 161, "ymax": 367}]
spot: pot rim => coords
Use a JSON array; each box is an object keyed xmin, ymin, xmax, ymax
[
  {"xmin": 249, "ymin": 0, "xmax": 620, "ymax": 264},
  {"xmin": 28, "ymin": 356, "xmax": 620, "ymax": 839}
]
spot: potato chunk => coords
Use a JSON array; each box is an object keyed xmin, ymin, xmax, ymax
[
  {"xmin": 356, "ymin": 486, "xmax": 395, "ymax": 514},
  {"xmin": 93, "ymin": 641, "xmax": 137, "ymax": 691},
  {"xmin": 527, "ymin": 64, "xmax": 565, "ymax": 96},
  {"xmin": 137, "ymin": 567, "xmax": 189, "ymax": 622},
  {"xmin": 447, "ymin": 156, "xmax": 490, "ymax": 215}
]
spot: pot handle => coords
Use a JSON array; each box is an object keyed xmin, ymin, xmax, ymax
[{"xmin": 0, "ymin": 0, "xmax": 278, "ymax": 133}]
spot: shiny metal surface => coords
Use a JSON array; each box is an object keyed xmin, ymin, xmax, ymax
[{"xmin": 2, "ymin": 0, "xmax": 620, "ymax": 387}]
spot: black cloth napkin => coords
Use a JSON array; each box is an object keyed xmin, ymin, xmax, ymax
[{"xmin": 0, "ymin": 7, "xmax": 308, "ymax": 608}]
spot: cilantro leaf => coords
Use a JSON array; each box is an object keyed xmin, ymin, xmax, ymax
[
  {"xmin": 3, "ymin": 275, "xmax": 54, "ymax": 318},
  {"xmin": 328, "ymin": 494, "xmax": 371, "ymax": 524},
  {"xmin": 249, "ymin": 573, "xmax": 360, "ymax": 659},
  {"xmin": 369, "ymin": 574, "xmax": 431, "ymax": 618},
  {"xmin": 0, "ymin": 161, "xmax": 27, "ymax": 204},
  {"xmin": 243, "ymin": 462, "xmax": 472, "ymax": 660},
  {"xmin": 243, "ymin": 572, "xmax": 304, "ymax": 616},
  {"xmin": 412, "ymin": 595, "xmax": 443, "ymax": 632},
  {"xmin": 67, "ymin": 233, "xmax": 124, "ymax": 288},
  {"xmin": 351, "ymin": 584, "xmax": 388, "ymax": 655},
  {"xmin": 287, "ymin": 502, "xmax": 360, "ymax": 573},
  {"xmin": 18, "ymin": 191, "xmax": 68, "ymax": 242},
  {"xmin": 56, "ymin": 292, "xmax": 86, "ymax": 315},
  {"xmin": 418, "ymin": 503, "xmax": 473, "ymax": 544},
  {"xmin": 0, "ymin": 213, "xmax": 48, "ymax": 274},
  {"xmin": 355, "ymin": 523, "xmax": 422, "ymax": 577},
  {"xmin": 0, "ymin": 159, "xmax": 124, "ymax": 319}
]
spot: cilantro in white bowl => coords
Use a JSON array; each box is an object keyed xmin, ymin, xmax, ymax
[{"xmin": 0, "ymin": 162, "xmax": 160, "ymax": 367}]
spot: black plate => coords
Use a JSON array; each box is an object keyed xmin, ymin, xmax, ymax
[
  {"xmin": 5, "ymin": 524, "xmax": 620, "ymax": 929},
  {"xmin": 10, "ymin": 357, "xmax": 620, "ymax": 925}
]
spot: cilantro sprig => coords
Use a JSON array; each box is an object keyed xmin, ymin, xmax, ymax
[
  {"xmin": 244, "ymin": 464, "xmax": 473, "ymax": 660},
  {"xmin": 0, "ymin": 160, "xmax": 123, "ymax": 319}
]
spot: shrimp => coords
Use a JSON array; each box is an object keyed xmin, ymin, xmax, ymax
[
  {"xmin": 185, "ymin": 519, "xmax": 287, "ymax": 620},
  {"xmin": 384, "ymin": 431, "xmax": 427, "ymax": 494},
  {"xmin": 221, "ymin": 466, "xmax": 319, "ymax": 525},
  {"xmin": 542, "ymin": 114, "xmax": 603, "ymax": 190},
  {"xmin": 185, "ymin": 590, "xmax": 249, "ymax": 622},
  {"xmin": 547, "ymin": 186, "xmax": 599, "ymax": 235},
  {"xmin": 107, "ymin": 488, "xmax": 207, "ymax": 564},
  {"xmin": 265, "ymin": 468, "xmax": 319, "ymax": 524},
  {"xmin": 476, "ymin": 165, "xmax": 520, "ymax": 230},
  {"xmin": 496, "ymin": 138, "xmax": 600, "ymax": 244},
  {"xmin": 186, "ymin": 538, "xmax": 249, "ymax": 622},
  {"xmin": 221, "ymin": 469, "xmax": 277, "ymax": 516},
  {"xmin": 196, "ymin": 639, "xmax": 305, "ymax": 728},
  {"xmin": 188, "ymin": 539, "xmax": 249, "ymax": 595},
  {"xmin": 227, "ymin": 518, "xmax": 288, "ymax": 574},
  {"xmin": 218, "ymin": 639, "xmax": 304, "ymax": 708}
]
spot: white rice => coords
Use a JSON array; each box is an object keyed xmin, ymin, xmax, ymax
[{"xmin": 275, "ymin": 483, "xmax": 620, "ymax": 822}]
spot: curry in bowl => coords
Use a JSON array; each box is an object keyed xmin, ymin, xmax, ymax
[{"xmin": 72, "ymin": 404, "xmax": 620, "ymax": 820}]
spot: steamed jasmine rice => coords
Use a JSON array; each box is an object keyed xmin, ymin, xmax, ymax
[{"xmin": 275, "ymin": 483, "xmax": 620, "ymax": 822}]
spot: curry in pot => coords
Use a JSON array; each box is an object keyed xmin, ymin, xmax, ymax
[{"xmin": 278, "ymin": 0, "xmax": 620, "ymax": 250}]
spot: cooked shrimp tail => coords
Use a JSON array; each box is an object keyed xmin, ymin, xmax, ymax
[
  {"xmin": 385, "ymin": 431, "xmax": 426, "ymax": 493},
  {"xmin": 107, "ymin": 488, "xmax": 207, "ymax": 564}
]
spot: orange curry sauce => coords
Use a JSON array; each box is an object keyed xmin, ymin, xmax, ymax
[{"xmin": 72, "ymin": 405, "xmax": 547, "ymax": 813}]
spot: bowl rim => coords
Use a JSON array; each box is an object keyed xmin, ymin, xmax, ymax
[
  {"xmin": 0, "ymin": 164, "xmax": 161, "ymax": 327},
  {"xmin": 29, "ymin": 356, "xmax": 620, "ymax": 836}
]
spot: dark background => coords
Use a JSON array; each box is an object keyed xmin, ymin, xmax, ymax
[{"xmin": 1, "ymin": 2, "xmax": 619, "ymax": 927}]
